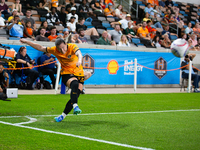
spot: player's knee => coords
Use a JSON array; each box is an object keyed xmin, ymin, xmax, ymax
[{"xmin": 70, "ymin": 80, "xmax": 79, "ymax": 90}]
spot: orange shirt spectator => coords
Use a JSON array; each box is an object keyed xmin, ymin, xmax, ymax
[
  {"xmin": 105, "ymin": 0, "xmax": 115, "ymax": 5},
  {"xmin": 148, "ymin": 0, "xmax": 159, "ymax": 6},
  {"xmin": 150, "ymin": 28, "xmax": 156, "ymax": 39},
  {"xmin": 137, "ymin": 26, "xmax": 149, "ymax": 37},
  {"xmin": 51, "ymin": 0, "xmax": 58, "ymax": 7},
  {"xmin": 48, "ymin": 35, "xmax": 58, "ymax": 41},
  {"xmin": 104, "ymin": 3, "xmax": 115, "ymax": 16},
  {"xmin": 24, "ymin": 27, "xmax": 33, "ymax": 37}
]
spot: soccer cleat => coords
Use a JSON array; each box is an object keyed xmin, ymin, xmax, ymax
[
  {"xmin": 194, "ymin": 88, "xmax": 200, "ymax": 93},
  {"xmin": 73, "ymin": 106, "xmax": 82, "ymax": 115},
  {"xmin": 54, "ymin": 115, "xmax": 64, "ymax": 122}
]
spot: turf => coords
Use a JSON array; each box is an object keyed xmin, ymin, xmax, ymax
[{"xmin": 0, "ymin": 93, "xmax": 200, "ymax": 150}]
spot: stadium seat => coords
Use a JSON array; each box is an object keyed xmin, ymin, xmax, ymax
[
  {"xmin": 84, "ymin": 21, "xmax": 92, "ymax": 26},
  {"xmin": 106, "ymin": 17, "xmax": 115, "ymax": 23},
  {"xmin": 97, "ymin": 28, "xmax": 106, "ymax": 35},
  {"xmin": 97, "ymin": 16, "xmax": 106, "ymax": 21},
  {"xmin": 87, "ymin": 25, "xmax": 95, "ymax": 29},
  {"xmin": 136, "ymin": 1, "xmax": 143, "ymax": 5},
  {"xmin": 183, "ymin": 25, "xmax": 187, "ymax": 28},
  {"xmin": 40, "ymin": 17, "xmax": 46, "ymax": 22},
  {"xmin": 179, "ymin": 11, "xmax": 185, "ymax": 15},
  {"xmin": 191, "ymin": 21, "xmax": 195, "ymax": 25},
  {"xmin": 102, "ymin": 23, "xmax": 111, "ymax": 28},
  {"xmin": 132, "ymin": 38, "xmax": 144, "ymax": 46}
]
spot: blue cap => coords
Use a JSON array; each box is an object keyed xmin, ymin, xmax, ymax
[
  {"xmin": 63, "ymin": 28, "xmax": 69, "ymax": 32},
  {"xmin": 108, "ymin": 3, "xmax": 112, "ymax": 6}
]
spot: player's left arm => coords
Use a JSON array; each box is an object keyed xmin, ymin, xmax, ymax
[
  {"xmin": 20, "ymin": 39, "xmax": 46, "ymax": 52},
  {"xmin": 75, "ymin": 50, "xmax": 82, "ymax": 67}
]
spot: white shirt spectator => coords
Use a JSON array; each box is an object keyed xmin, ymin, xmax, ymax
[
  {"xmin": 67, "ymin": 22, "xmax": 76, "ymax": 32},
  {"xmin": 153, "ymin": 41, "xmax": 161, "ymax": 48},
  {"xmin": 144, "ymin": 7, "xmax": 154, "ymax": 16},
  {"xmin": 117, "ymin": 41, "xmax": 130, "ymax": 47},
  {"xmin": 119, "ymin": 19, "xmax": 130, "ymax": 30},
  {"xmin": 0, "ymin": 16, "xmax": 5, "ymax": 28},
  {"xmin": 185, "ymin": 27, "xmax": 193, "ymax": 34},
  {"xmin": 67, "ymin": 13, "xmax": 78, "ymax": 24}
]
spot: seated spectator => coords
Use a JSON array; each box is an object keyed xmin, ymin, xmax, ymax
[
  {"xmin": 161, "ymin": 33, "xmax": 171, "ymax": 48},
  {"xmin": 38, "ymin": 0, "xmax": 51, "ymax": 12},
  {"xmin": 58, "ymin": 0, "xmax": 66, "ymax": 7},
  {"xmin": 189, "ymin": 34, "xmax": 197, "ymax": 47},
  {"xmin": 108, "ymin": 24, "xmax": 123, "ymax": 44},
  {"xmin": 58, "ymin": 7, "xmax": 67, "ymax": 27},
  {"xmin": 111, "ymin": 14, "xmax": 132, "ymax": 30},
  {"xmin": 146, "ymin": 20, "xmax": 152, "ymax": 33},
  {"xmin": 51, "ymin": 0, "xmax": 58, "ymax": 8},
  {"xmin": 78, "ymin": 0, "xmax": 90, "ymax": 19},
  {"xmin": 110, "ymin": 40, "xmax": 116, "ymax": 45},
  {"xmin": 143, "ymin": 0, "xmax": 159, "ymax": 6},
  {"xmin": 115, "ymin": 4, "xmax": 125, "ymax": 20},
  {"xmin": 159, "ymin": 0, "xmax": 165, "ymax": 7},
  {"xmin": 181, "ymin": 53, "xmax": 200, "ymax": 92},
  {"xmin": 188, "ymin": 39, "xmax": 199, "ymax": 51},
  {"xmin": 104, "ymin": 3, "xmax": 116, "ymax": 18},
  {"xmin": 124, "ymin": 21, "xmax": 138, "ymax": 41},
  {"xmin": 117, "ymin": 34, "xmax": 130, "ymax": 47},
  {"xmin": 48, "ymin": 26, "xmax": 58, "ymax": 41},
  {"xmin": 193, "ymin": 23, "xmax": 200, "ymax": 38},
  {"xmin": 152, "ymin": 35, "xmax": 161, "ymax": 48},
  {"xmin": 8, "ymin": 15, "xmax": 25, "ymax": 38},
  {"xmin": 185, "ymin": 22, "xmax": 193, "ymax": 39},
  {"xmin": 67, "ymin": 7, "xmax": 78, "ymax": 23},
  {"xmin": 0, "ymin": 11, "xmax": 7, "ymax": 28},
  {"xmin": 36, "ymin": 26, "xmax": 50, "ymax": 41},
  {"xmin": 77, "ymin": 28, "xmax": 88, "ymax": 43},
  {"xmin": 143, "ymin": 12, "xmax": 151, "ymax": 22},
  {"xmin": 0, "ymin": 64, "xmax": 9, "ymax": 94},
  {"xmin": 22, "ymin": 10, "xmax": 37, "ymax": 33},
  {"xmin": 90, "ymin": 0, "xmax": 103, "ymax": 14},
  {"xmin": 104, "ymin": 0, "xmax": 115, "ymax": 6},
  {"xmin": 8, "ymin": 9, "xmax": 20, "ymax": 24},
  {"xmin": 16, "ymin": 46, "xmax": 39, "ymax": 90},
  {"xmin": 153, "ymin": 5, "xmax": 161, "ymax": 18},
  {"xmin": 0, "ymin": 0, "xmax": 10, "ymax": 16},
  {"xmin": 99, "ymin": 0, "xmax": 106, "ymax": 10},
  {"xmin": 165, "ymin": 0, "xmax": 173, "ymax": 8},
  {"xmin": 66, "ymin": 0, "xmax": 77, "ymax": 13},
  {"xmin": 46, "ymin": 7, "xmax": 61, "ymax": 26},
  {"xmin": 96, "ymin": 31, "xmax": 111, "ymax": 45},
  {"xmin": 71, "ymin": 34, "xmax": 82, "ymax": 43},
  {"xmin": 23, "ymin": 21, "xmax": 35, "ymax": 40},
  {"xmin": 161, "ymin": 24, "xmax": 178, "ymax": 40},
  {"xmin": 137, "ymin": 21, "xmax": 154, "ymax": 47},
  {"xmin": 174, "ymin": 12, "xmax": 184, "ymax": 28},
  {"xmin": 37, "ymin": 20, "xmax": 51, "ymax": 37},
  {"xmin": 163, "ymin": 9, "xmax": 171, "ymax": 24},
  {"xmin": 40, "ymin": 52, "xmax": 57, "ymax": 88},
  {"xmin": 150, "ymin": 28, "xmax": 157, "ymax": 40},
  {"xmin": 67, "ymin": 16, "xmax": 76, "ymax": 34},
  {"xmin": 12, "ymin": 0, "xmax": 23, "ymax": 16},
  {"xmin": 181, "ymin": 33, "xmax": 187, "ymax": 40},
  {"xmin": 62, "ymin": 28, "xmax": 71, "ymax": 43},
  {"xmin": 144, "ymin": 3, "xmax": 154, "ymax": 17},
  {"xmin": 26, "ymin": 0, "xmax": 39, "ymax": 10}
]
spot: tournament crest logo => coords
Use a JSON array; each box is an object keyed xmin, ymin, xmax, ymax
[
  {"xmin": 82, "ymin": 54, "xmax": 95, "ymax": 75},
  {"xmin": 154, "ymin": 57, "xmax": 167, "ymax": 79}
]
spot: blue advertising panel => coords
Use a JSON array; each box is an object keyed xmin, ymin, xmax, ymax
[{"xmin": 4, "ymin": 45, "xmax": 180, "ymax": 85}]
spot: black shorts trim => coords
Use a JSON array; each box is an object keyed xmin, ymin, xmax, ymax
[{"xmin": 62, "ymin": 74, "xmax": 84, "ymax": 85}]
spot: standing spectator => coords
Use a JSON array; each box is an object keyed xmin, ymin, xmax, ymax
[
  {"xmin": 144, "ymin": 3, "xmax": 154, "ymax": 17},
  {"xmin": 67, "ymin": 7, "xmax": 78, "ymax": 23},
  {"xmin": 51, "ymin": 0, "xmax": 58, "ymax": 8},
  {"xmin": 36, "ymin": 26, "xmax": 50, "ymax": 41},
  {"xmin": 78, "ymin": 0, "xmax": 90, "ymax": 19},
  {"xmin": 40, "ymin": 52, "xmax": 57, "ymax": 88},
  {"xmin": 115, "ymin": 4, "xmax": 125, "ymax": 20},
  {"xmin": 111, "ymin": 14, "xmax": 132, "ymax": 30},
  {"xmin": 58, "ymin": 7, "xmax": 67, "ymax": 27},
  {"xmin": 48, "ymin": 26, "xmax": 58, "ymax": 41},
  {"xmin": 0, "ymin": 0, "xmax": 10, "ymax": 16},
  {"xmin": 117, "ymin": 35, "xmax": 130, "ymax": 47},
  {"xmin": 58, "ymin": 0, "xmax": 66, "ymax": 7},
  {"xmin": 185, "ymin": 22, "xmax": 193, "ymax": 39},
  {"xmin": 152, "ymin": 35, "xmax": 161, "ymax": 48},
  {"xmin": 12, "ymin": 0, "xmax": 23, "ymax": 16},
  {"xmin": 38, "ymin": 0, "xmax": 51, "ymax": 12},
  {"xmin": 96, "ymin": 31, "xmax": 111, "ymax": 45},
  {"xmin": 23, "ymin": 21, "xmax": 35, "ymax": 40},
  {"xmin": 0, "ymin": 11, "xmax": 7, "ymax": 28},
  {"xmin": 65, "ymin": 0, "xmax": 77, "ymax": 13},
  {"xmin": 37, "ymin": 20, "xmax": 51, "ymax": 37},
  {"xmin": 193, "ymin": 23, "xmax": 200, "ymax": 38},
  {"xmin": 22, "ymin": 10, "xmax": 37, "ymax": 33},
  {"xmin": 161, "ymin": 33, "xmax": 171, "ymax": 48},
  {"xmin": 67, "ymin": 16, "xmax": 76, "ymax": 34},
  {"xmin": 15, "ymin": 46, "xmax": 39, "ymax": 90},
  {"xmin": 0, "ymin": 64, "xmax": 9, "ymax": 95},
  {"xmin": 108, "ymin": 24, "xmax": 123, "ymax": 44},
  {"xmin": 46, "ymin": 7, "xmax": 61, "ymax": 26},
  {"xmin": 124, "ymin": 21, "xmax": 138, "ymax": 41}
]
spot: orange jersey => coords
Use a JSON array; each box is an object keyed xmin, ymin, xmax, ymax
[
  {"xmin": 24, "ymin": 27, "xmax": 33, "ymax": 37},
  {"xmin": 51, "ymin": 0, "xmax": 58, "ymax": 7},
  {"xmin": 48, "ymin": 35, "xmax": 58, "ymax": 41},
  {"xmin": 47, "ymin": 44, "xmax": 84, "ymax": 76}
]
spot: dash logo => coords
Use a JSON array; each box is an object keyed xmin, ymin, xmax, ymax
[
  {"xmin": 82, "ymin": 54, "xmax": 95, "ymax": 75},
  {"xmin": 154, "ymin": 57, "xmax": 167, "ymax": 79}
]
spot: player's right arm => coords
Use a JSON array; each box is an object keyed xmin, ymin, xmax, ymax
[{"xmin": 20, "ymin": 39, "xmax": 46, "ymax": 52}]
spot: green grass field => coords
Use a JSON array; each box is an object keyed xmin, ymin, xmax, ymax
[{"xmin": 0, "ymin": 93, "xmax": 200, "ymax": 150}]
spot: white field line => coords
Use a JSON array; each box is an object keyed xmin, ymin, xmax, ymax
[
  {"xmin": 14, "ymin": 116, "xmax": 37, "ymax": 125},
  {"xmin": 0, "ymin": 109, "xmax": 200, "ymax": 118},
  {"xmin": 0, "ymin": 120, "xmax": 154, "ymax": 150}
]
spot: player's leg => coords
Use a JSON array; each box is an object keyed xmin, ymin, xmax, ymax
[{"xmin": 81, "ymin": 72, "xmax": 91, "ymax": 94}]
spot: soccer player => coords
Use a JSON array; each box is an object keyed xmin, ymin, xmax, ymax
[{"xmin": 20, "ymin": 38, "xmax": 85, "ymax": 122}]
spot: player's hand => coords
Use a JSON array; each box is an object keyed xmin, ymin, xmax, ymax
[
  {"xmin": 76, "ymin": 62, "xmax": 81, "ymax": 68},
  {"xmin": 20, "ymin": 38, "xmax": 27, "ymax": 44}
]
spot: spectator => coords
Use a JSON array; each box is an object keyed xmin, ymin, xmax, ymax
[
  {"xmin": 96, "ymin": 31, "xmax": 111, "ymax": 45},
  {"xmin": 7, "ymin": 15, "xmax": 25, "ymax": 38},
  {"xmin": 115, "ymin": 4, "xmax": 125, "ymax": 20},
  {"xmin": 37, "ymin": 20, "xmax": 51, "ymax": 37},
  {"xmin": 137, "ymin": 21, "xmax": 154, "ymax": 47},
  {"xmin": 165, "ymin": 0, "xmax": 173, "ymax": 8},
  {"xmin": 67, "ymin": 16, "xmax": 76, "ymax": 34},
  {"xmin": 67, "ymin": 7, "xmax": 78, "ymax": 23},
  {"xmin": 58, "ymin": 7, "xmax": 67, "ymax": 27},
  {"xmin": 99, "ymin": 0, "xmax": 105, "ymax": 10},
  {"xmin": 161, "ymin": 33, "xmax": 171, "ymax": 48},
  {"xmin": 0, "ymin": 0, "xmax": 10, "ymax": 16},
  {"xmin": 48, "ymin": 26, "xmax": 58, "ymax": 41},
  {"xmin": 65, "ymin": 0, "xmax": 77, "ymax": 13},
  {"xmin": 111, "ymin": 14, "xmax": 132, "ymax": 30},
  {"xmin": 110, "ymin": 40, "xmax": 116, "ymax": 46},
  {"xmin": 104, "ymin": 0, "xmax": 115, "ymax": 6},
  {"xmin": 16, "ymin": 46, "xmax": 39, "ymax": 90},
  {"xmin": 144, "ymin": 3, "xmax": 154, "ymax": 17},
  {"xmin": 51, "ymin": 0, "xmax": 58, "ymax": 8},
  {"xmin": 62, "ymin": 28, "xmax": 71, "ymax": 43},
  {"xmin": 78, "ymin": 0, "xmax": 90, "ymax": 19},
  {"xmin": 193, "ymin": 23, "xmax": 200, "ymax": 38},
  {"xmin": 26, "ymin": 0, "xmax": 39, "ymax": 9},
  {"xmin": 174, "ymin": 11, "xmax": 184, "ymax": 28},
  {"xmin": 159, "ymin": 0, "xmax": 165, "ymax": 7},
  {"xmin": 58, "ymin": 0, "xmax": 66, "ymax": 7},
  {"xmin": 181, "ymin": 53, "xmax": 200, "ymax": 92},
  {"xmin": 152, "ymin": 35, "xmax": 161, "ymax": 48},
  {"xmin": 163, "ymin": 9, "xmax": 171, "ymax": 24},
  {"xmin": 0, "ymin": 11, "xmax": 7, "ymax": 28},
  {"xmin": 22, "ymin": 10, "xmax": 37, "ymax": 32},
  {"xmin": 146, "ymin": 20, "xmax": 152, "ymax": 32},
  {"xmin": 162, "ymin": 24, "xmax": 178, "ymax": 40},
  {"xmin": 90, "ymin": 0, "xmax": 103, "ymax": 14},
  {"xmin": 38, "ymin": 0, "xmax": 51, "ymax": 12},
  {"xmin": 143, "ymin": 12, "xmax": 151, "ymax": 22},
  {"xmin": 23, "ymin": 21, "xmax": 36, "ymax": 40},
  {"xmin": 181, "ymin": 33, "xmax": 187, "ymax": 40},
  {"xmin": 71, "ymin": 34, "xmax": 82, "ymax": 43},
  {"xmin": 46, "ymin": 7, "xmax": 61, "ymax": 26},
  {"xmin": 188, "ymin": 33, "xmax": 197, "ymax": 47},
  {"xmin": 77, "ymin": 28, "xmax": 88, "ymax": 43},
  {"xmin": 36, "ymin": 26, "xmax": 50, "ymax": 41},
  {"xmin": 143, "ymin": 0, "xmax": 159, "ymax": 6},
  {"xmin": 12, "ymin": 0, "xmax": 23, "ymax": 16},
  {"xmin": 104, "ymin": 3, "xmax": 116, "ymax": 17},
  {"xmin": 8, "ymin": 9, "xmax": 19, "ymax": 24},
  {"xmin": 185, "ymin": 22, "xmax": 193, "ymax": 39},
  {"xmin": 188, "ymin": 39, "xmax": 199, "ymax": 51},
  {"xmin": 124, "ymin": 21, "xmax": 138, "ymax": 41},
  {"xmin": 117, "ymin": 34, "xmax": 130, "ymax": 47},
  {"xmin": 108, "ymin": 24, "xmax": 123, "ymax": 44},
  {"xmin": 153, "ymin": 5, "xmax": 161, "ymax": 18},
  {"xmin": 150, "ymin": 28, "xmax": 157, "ymax": 40},
  {"xmin": 40, "ymin": 52, "xmax": 57, "ymax": 88},
  {"xmin": 0, "ymin": 64, "xmax": 9, "ymax": 94}
]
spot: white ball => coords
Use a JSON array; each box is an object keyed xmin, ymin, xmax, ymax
[{"xmin": 170, "ymin": 38, "xmax": 190, "ymax": 58}]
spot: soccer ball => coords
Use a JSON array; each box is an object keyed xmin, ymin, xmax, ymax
[{"xmin": 170, "ymin": 39, "xmax": 190, "ymax": 58}]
